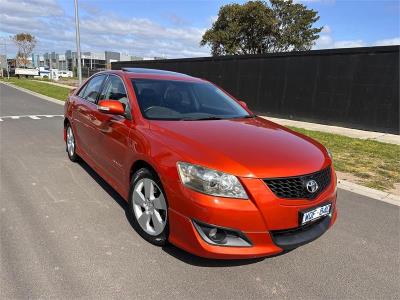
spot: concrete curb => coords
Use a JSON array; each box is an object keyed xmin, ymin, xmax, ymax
[
  {"xmin": 0, "ymin": 81, "xmax": 65, "ymax": 106},
  {"xmin": 338, "ymin": 180, "xmax": 400, "ymax": 206},
  {"xmin": 1, "ymin": 81, "xmax": 399, "ymax": 206}
]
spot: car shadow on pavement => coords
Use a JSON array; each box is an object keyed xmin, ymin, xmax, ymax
[
  {"xmin": 77, "ymin": 160, "xmax": 128, "ymax": 210},
  {"xmin": 161, "ymin": 244, "xmax": 266, "ymax": 267},
  {"xmin": 76, "ymin": 160, "xmax": 283, "ymax": 267}
]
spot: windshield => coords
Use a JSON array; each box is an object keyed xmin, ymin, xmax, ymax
[{"xmin": 131, "ymin": 79, "xmax": 251, "ymax": 120}]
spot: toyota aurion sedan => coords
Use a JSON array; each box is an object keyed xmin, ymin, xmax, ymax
[{"xmin": 64, "ymin": 68, "xmax": 337, "ymax": 259}]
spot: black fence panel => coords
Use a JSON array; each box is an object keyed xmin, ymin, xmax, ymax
[
  {"xmin": 113, "ymin": 46, "xmax": 399, "ymax": 134},
  {"xmin": 81, "ymin": 67, "xmax": 104, "ymax": 78}
]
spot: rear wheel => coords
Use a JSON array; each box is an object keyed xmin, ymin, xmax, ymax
[
  {"xmin": 128, "ymin": 168, "xmax": 168, "ymax": 246},
  {"xmin": 66, "ymin": 124, "xmax": 79, "ymax": 162}
]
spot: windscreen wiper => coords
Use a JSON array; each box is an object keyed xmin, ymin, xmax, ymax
[
  {"xmin": 181, "ymin": 116, "xmax": 224, "ymax": 121},
  {"xmin": 228, "ymin": 115, "xmax": 257, "ymax": 119},
  {"xmin": 181, "ymin": 115, "xmax": 256, "ymax": 121}
]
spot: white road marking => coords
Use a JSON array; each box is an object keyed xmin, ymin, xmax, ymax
[{"xmin": 0, "ymin": 114, "xmax": 63, "ymax": 122}]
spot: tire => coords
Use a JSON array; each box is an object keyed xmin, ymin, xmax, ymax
[
  {"xmin": 128, "ymin": 168, "xmax": 169, "ymax": 246},
  {"xmin": 66, "ymin": 123, "xmax": 79, "ymax": 162}
]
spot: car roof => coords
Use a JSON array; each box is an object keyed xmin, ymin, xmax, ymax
[{"xmin": 102, "ymin": 68, "xmax": 205, "ymax": 82}]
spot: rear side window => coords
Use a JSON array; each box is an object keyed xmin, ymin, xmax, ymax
[{"xmin": 81, "ymin": 75, "xmax": 106, "ymax": 103}]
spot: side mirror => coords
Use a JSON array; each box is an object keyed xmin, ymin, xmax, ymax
[
  {"xmin": 98, "ymin": 100, "xmax": 125, "ymax": 115},
  {"xmin": 69, "ymin": 88, "xmax": 76, "ymax": 95},
  {"xmin": 239, "ymin": 100, "xmax": 247, "ymax": 108}
]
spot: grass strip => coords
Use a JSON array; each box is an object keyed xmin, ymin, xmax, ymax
[
  {"xmin": 290, "ymin": 126, "xmax": 400, "ymax": 192},
  {"xmin": 1, "ymin": 77, "xmax": 70, "ymax": 101}
]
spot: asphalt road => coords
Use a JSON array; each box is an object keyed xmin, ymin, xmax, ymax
[{"xmin": 1, "ymin": 82, "xmax": 399, "ymax": 299}]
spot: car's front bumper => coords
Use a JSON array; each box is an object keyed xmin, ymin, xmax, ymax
[{"xmin": 165, "ymin": 168, "xmax": 338, "ymax": 259}]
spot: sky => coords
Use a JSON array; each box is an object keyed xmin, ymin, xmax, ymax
[{"xmin": 0, "ymin": 0, "xmax": 399, "ymax": 58}]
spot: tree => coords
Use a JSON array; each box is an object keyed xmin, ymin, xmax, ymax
[
  {"xmin": 11, "ymin": 33, "xmax": 37, "ymax": 68},
  {"xmin": 200, "ymin": 0, "xmax": 322, "ymax": 56}
]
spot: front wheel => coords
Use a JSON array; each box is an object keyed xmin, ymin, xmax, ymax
[
  {"xmin": 66, "ymin": 124, "xmax": 79, "ymax": 162},
  {"xmin": 128, "ymin": 168, "xmax": 169, "ymax": 246}
]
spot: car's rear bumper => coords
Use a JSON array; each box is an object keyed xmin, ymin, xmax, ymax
[{"xmin": 164, "ymin": 167, "xmax": 338, "ymax": 259}]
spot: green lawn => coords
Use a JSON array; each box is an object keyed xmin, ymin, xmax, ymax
[
  {"xmin": 0, "ymin": 77, "xmax": 70, "ymax": 101},
  {"xmin": 290, "ymin": 126, "xmax": 400, "ymax": 192}
]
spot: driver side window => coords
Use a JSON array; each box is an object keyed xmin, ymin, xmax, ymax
[
  {"xmin": 80, "ymin": 75, "xmax": 106, "ymax": 103},
  {"xmin": 100, "ymin": 75, "xmax": 131, "ymax": 118}
]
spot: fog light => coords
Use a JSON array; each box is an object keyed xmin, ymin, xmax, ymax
[
  {"xmin": 205, "ymin": 227, "xmax": 227, "ymax": 244},
  {"xmin": 192, "ymin": 220, "xmax": 252, "ymax": 247}
]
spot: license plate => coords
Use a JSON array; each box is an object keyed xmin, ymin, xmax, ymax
[{"xmin": 301, "ymin": 203, "xmax": 331, "ymax": 225}]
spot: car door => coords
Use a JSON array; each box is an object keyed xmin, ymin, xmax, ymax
[
  {"xmin": 72, "ymin": 74, "xmax": 107, "ymax": 162},
  {"xmin": 94, "ymin": 74, "xmax": 133, "ymax": 186}
]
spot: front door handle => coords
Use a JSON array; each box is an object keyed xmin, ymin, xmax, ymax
[{"xmin": 99, "ymin": 126, "xmax": 111, "ymax": 134}]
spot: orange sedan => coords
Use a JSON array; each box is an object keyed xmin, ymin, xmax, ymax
[{"xmin": 64, "ymin": 68, "xmax": 337, "ymax": 259}]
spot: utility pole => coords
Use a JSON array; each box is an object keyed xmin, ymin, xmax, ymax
[{"xmin": 74, "ymin": 0, "xmax": 82, "ymax": 84}]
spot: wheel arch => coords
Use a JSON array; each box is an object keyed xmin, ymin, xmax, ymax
[
  {"xmin": 129, "ymin": 159, "xmax": 160, "ymax": 184},
  {"xmin": 64, "ymin": 117, "xmax": 70, "ymax": 128},
  {"xmin": 63, "ymin": 118, "xmax": 71, "ymax": 142}
]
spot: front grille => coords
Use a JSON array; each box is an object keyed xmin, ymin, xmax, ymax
[{"xmin": 264, "ymin": 166, "xmax": 331, "ymax": 199}]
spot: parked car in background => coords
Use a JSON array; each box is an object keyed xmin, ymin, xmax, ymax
[
  {"xmin": 64, "ymin": 68, "xmax": 337, "ymax": 259},
  {"xmin": 58, "ymin": 70, "xmax": 73, "ymax": 78}
]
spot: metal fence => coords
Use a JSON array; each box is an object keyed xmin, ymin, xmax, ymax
[
  {"xmin": 113, "ymin": 46, "xmax": 399, "ymax": 134},
  {"xmin": 81, "ymin": 67, "xmax": 104, "ymax": 79}
]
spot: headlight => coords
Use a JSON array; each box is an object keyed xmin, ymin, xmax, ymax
[{"xmin": 177, "ymin": 162, "xmax": 248, "ymax": 199}]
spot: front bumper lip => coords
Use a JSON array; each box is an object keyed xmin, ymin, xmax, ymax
[{"xmin": 270, "ymin": 215, "xmax": 332, "ymax": 250}]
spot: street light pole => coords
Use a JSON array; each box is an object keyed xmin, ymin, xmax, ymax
[{"xmin": 74, "ymin": 0, "xmax": 82, "ymax": 85}]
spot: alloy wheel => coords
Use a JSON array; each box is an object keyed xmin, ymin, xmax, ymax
[
  {"xmin": 132, "ymin": 178, "xmax": 167, "ymax": 236},
  {"xmin": 66, "ymin": 126, "xmax": 75, "ymax": 157}
]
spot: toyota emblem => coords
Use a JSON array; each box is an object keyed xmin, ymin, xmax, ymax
[{"xmin": 306, "ymin": 180, "xmax": 319, "ymax": 193}]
